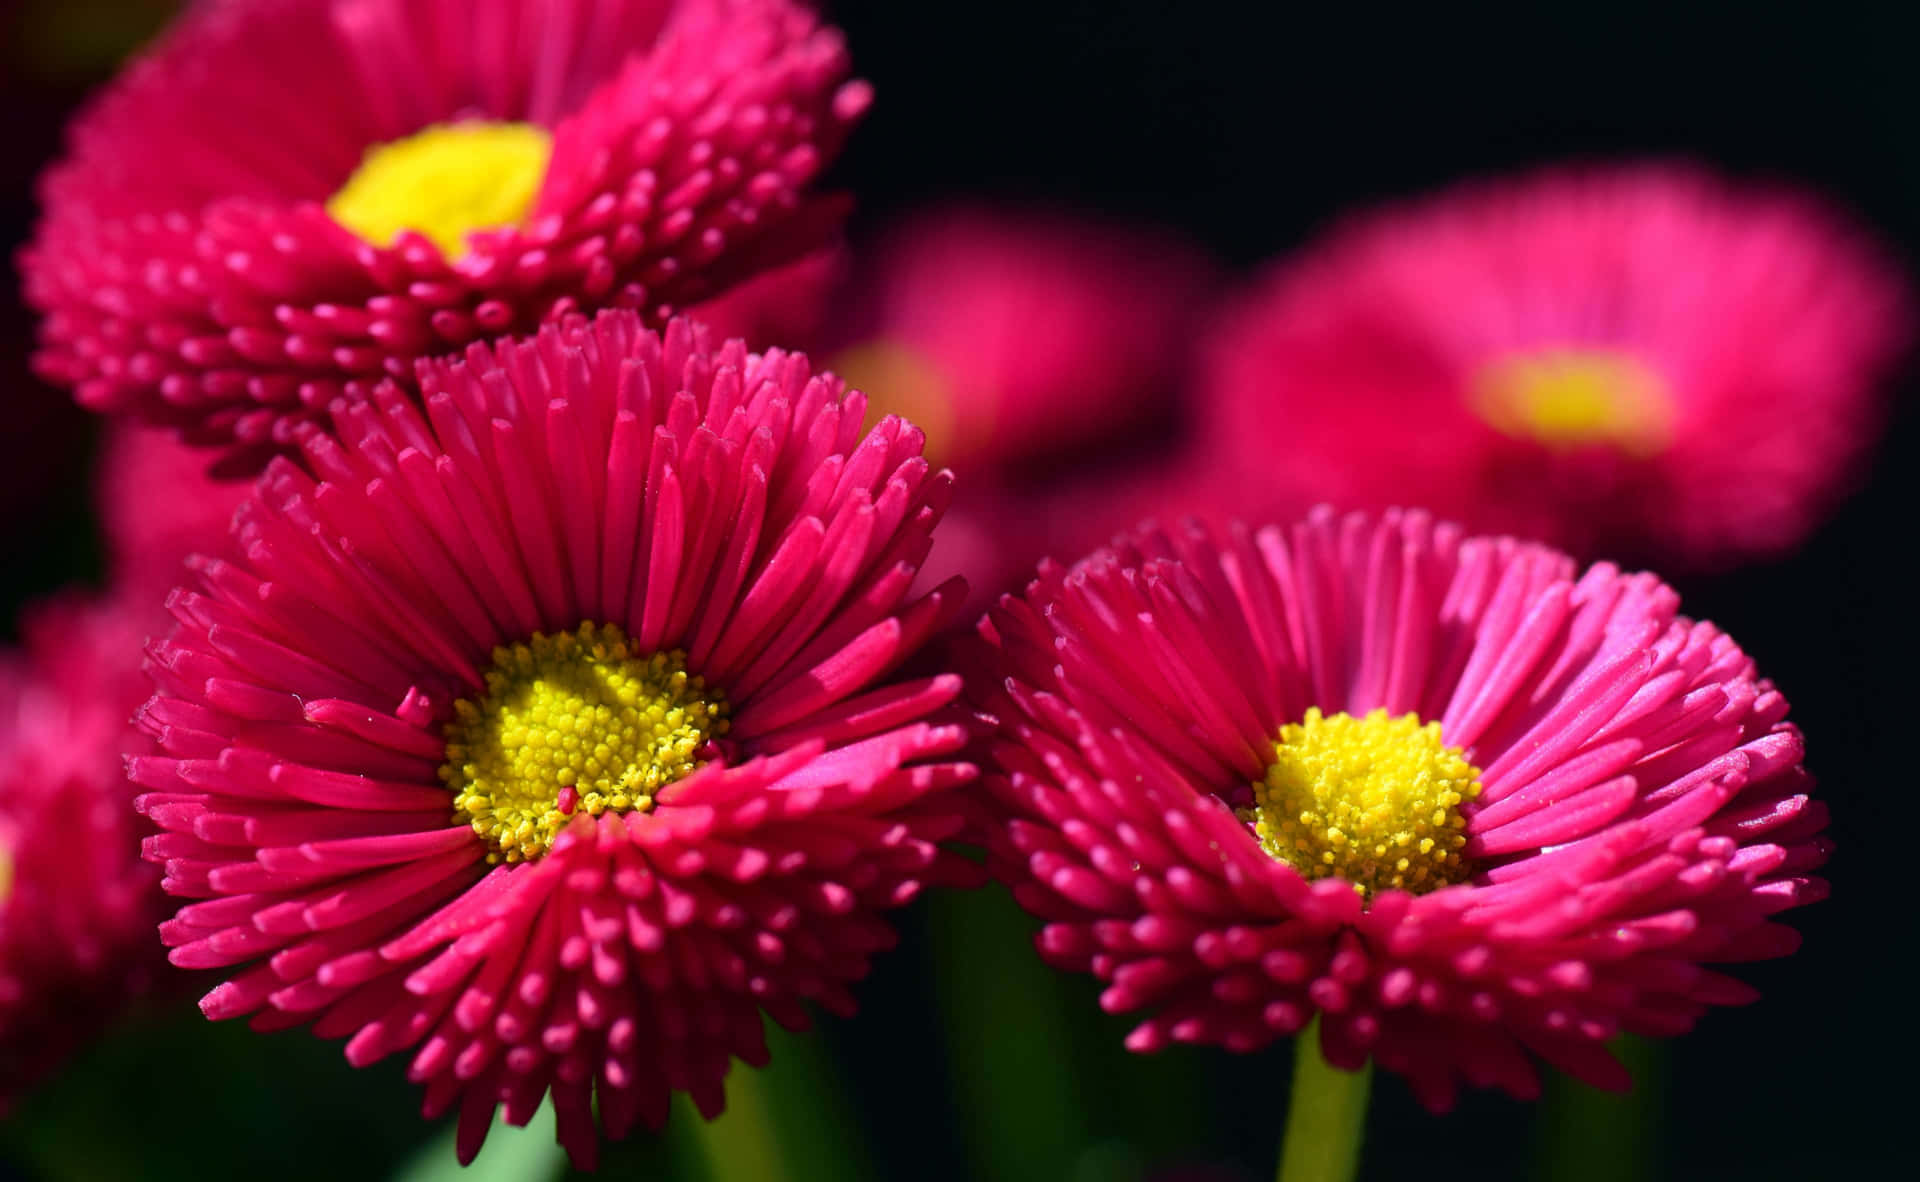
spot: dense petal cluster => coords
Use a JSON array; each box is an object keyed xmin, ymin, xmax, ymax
[
  {"xmin": 25, "ymin": 0, "xmax": 868, "ymax": 471},
  {"xmin": 1, "ymin": 595, "xmax": 170, "ymax": 1110},
  {"xmin": 969, "ymin": 508, "xmax": 1828, "ymax": 1106},
  {"xmin": 131, "ymin": 312, "xmax": 977, "ymax": 1166},
  {"xmin": 1198, "ymin": 164, "xmax": 1910, "ymax": 567}
]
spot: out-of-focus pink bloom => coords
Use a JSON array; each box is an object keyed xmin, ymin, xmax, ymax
[
  {"xmin": 827, "ymin": 206, "xmax": 1216, "ymax": 472},
  {"xmin": 25, "ymin": 0, "xmax": 868, "ymax": 473},
  {"xmin": 902, "ymin": 480, "xmax": 1055, "ymax": 623},
  {"xmin": 0, "ymin": 425, "xmax": 243, "ymax": 1104},
  {"xmin": 1199, "ymin": 164, "xmax": 1910, "ymax": 567},
  {"xmin": 687, "ymin": 247, "xmax": 848, "ymax": 354},
  {"xmin": 131, "ymin": 313, "xmax": 979, "ymax": 1167},
  {"xmin": 0, "ymin": 594, "xmax": 170, "ymax": 1110},
  {"xmin": 95, "ymin": 424, "xmax": 251, "ymax": 598},
  {"xmin": 969, "ymin": 508, "xmax": 1828, "ymax": 1108},
  {"xmin": 1, "ymin": 427, "xmax": 247, "ymax": 1104}
]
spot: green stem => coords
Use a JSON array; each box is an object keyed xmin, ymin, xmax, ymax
[{"xmin": 1276, "ymin": 1020, "xmax": 1372, "ymax": 1182}]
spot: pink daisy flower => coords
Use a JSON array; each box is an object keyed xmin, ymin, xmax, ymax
[
  {"xmin": 828, "ymin": 205, "xmax": 1216, "ymax": 472},
  {"xmin": 1199, "ymin": 164, "xmax": 1910, "ymax": 567},
  {"xmin": 1, "ymin": 594, "xmax": 170, "ymax": 1110},
  {"xmin": 130, "ymin": 312, "xmax": 977, "ymax": 1166},
  {"xmin": 24, "ymin": 0, "xmax": 868, "ymax": 472},
  {"xmin": 968, "ymin": 508, "xmax": 1828, "ymax": 1108}
]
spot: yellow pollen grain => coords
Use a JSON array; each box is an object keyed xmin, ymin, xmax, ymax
[
  {"xmin": 1238, "ymin": 707, "xmax": 1482, "ymax": 899},
  {"xmin": 439, "ymin": 622, "xmax": 728, "ymax": 864},
  {"xmin": 1471, "ymin": 348, "xmax": 1674, "ymax": 456},
  {"xmin": 326, "ymin": 120, "xmax": 552, "ymax": 259}
]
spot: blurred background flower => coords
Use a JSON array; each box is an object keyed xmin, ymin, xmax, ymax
[
  {"xmin": 825, "ymin": 204, "xmax": 1218, "ymax": 475},
  {"xmin": 0, "ymin": 593, "xmax": 180, "ymax": 1111},
  {"xmin": 1192, "ymin": 164, "xmax": 1909, "ymax": 568},
  {"xmin": 93, "ymin": 424, "xmax": 248, "ymax": 596}
]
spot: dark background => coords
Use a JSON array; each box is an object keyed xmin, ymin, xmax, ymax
[{"xmin": 2, "ymin": 2, "xmax": 1910, "ymax": 1178}]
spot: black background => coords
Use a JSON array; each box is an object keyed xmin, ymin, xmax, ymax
[{"xmin": 2, "ymin": 3, "xmax": 1911, "ymax": 1178}]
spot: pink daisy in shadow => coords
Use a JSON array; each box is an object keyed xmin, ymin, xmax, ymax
[
  {"xmin": 1198, "ymin": 163, "xmax": 1910, "ymax": 568},
  {"xmin": 1, "ymin": 594, "xmax": 172, "ymax": 1110},
  {"xmin": 131, "ymin": 312, "xmax": 977, "ymax": 1166},
  {"xmin": 24, "ymin": 0, "xmax": 868, "ymax": 473},
  {"xmin": 967, "ymin": 507, "xmax": 1827, "ymax": 1108}
]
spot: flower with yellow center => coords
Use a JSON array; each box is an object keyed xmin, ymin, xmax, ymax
[
  {"xmin": 1240, "ymin": 707, "xmax": 1482, "ymax": 898},
  {"xmin": 1471, "ymin": 348, "xmax": 1674, "ymax": 456},
  {"xmin": 439, "ymin": 622, "xmax": 728, "ymax": 865},
  {"xmin": 326, "ymin": 121, "xmax": 553, "ymax": 260}
]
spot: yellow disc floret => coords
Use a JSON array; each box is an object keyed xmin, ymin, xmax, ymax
[
  {"xmin": 326, "ymin": 120, "xmax": 553, "ymax": 259},
  {"xmin": 440, "ymin": 623, "xmax": 728, "ymax": 864},
  {"xmin": 1240, "ymin": 707, "xmax": 1482, "ymax": 898},
  {"xmin": 1471, "ymin": 348, "xmax": 1673, "ymax": 456}
]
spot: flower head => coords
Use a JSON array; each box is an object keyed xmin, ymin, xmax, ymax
[
  {"xmin": 131, "ymin": 312, "xmax": 976, "ymax": 1166},
  {"xmin": 1198, "ymin": 164, "xmax": 1910, "ymax": 567},
  {"xmin": 25, "ymin": 0, "xmax": 868, "ymax": 472},
  {"xmin": 968, "ymin": 508, "xmax": 1828, "ymax": 1107},
  {"xmin": 1, "ymin": 594, "xmax": 170, "ymax": 1110}
]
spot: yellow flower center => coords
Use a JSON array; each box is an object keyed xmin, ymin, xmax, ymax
[
  {"xmin": 326, "ymin": 121, "xmax": 552, "ymax": 259},
  {"xmin": 1471, "ymin": 348, "xmax": 1673, "ymax": 456},
  {"xmin": 440, "ymin": 622, "xmax": 728, "ymax": 864},
  {"xmin": 0, "ymin": 842, "xmax": 13, "ymax": 908},
  {"xmin": 1240, "ymin": 708, "xmax": 1481, "ymax": 898}
]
